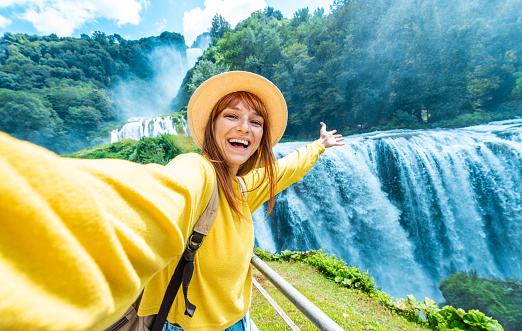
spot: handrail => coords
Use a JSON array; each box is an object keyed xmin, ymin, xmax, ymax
[
  {"xmin": 251, "ymin": 254, "xmax": 344, "ymax": 331},
  {"xmin": 251, "ymin": 277, "xmax": 300, "ymax": 331}
]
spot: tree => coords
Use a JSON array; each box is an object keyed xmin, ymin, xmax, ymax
[
  {"xmin": 187, "ymin": 60, "xmax": 229, "ymax": 96},
  {"xmin": 0, "ymin": 89, "xmax": 61, "ymax": 144},
  {"xmin": 209, "ymin": 14, "xmax": 231, "ymax": 44},
  {"xmin": 264, "ymin": 6, "xmax": 283, "ymax": 20}
]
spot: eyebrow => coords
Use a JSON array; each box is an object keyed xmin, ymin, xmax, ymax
[{"xmin": 226, "ymin": 107, "xmax": 263, "ymax": 117}]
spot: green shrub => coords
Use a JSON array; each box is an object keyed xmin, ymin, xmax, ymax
[
  {"xmin": 131, "ymin": 134, "xmax": 199, "ymax": 165},
  {"xmin": 64, "ymin": 134, "xmax": 199, "ymax": 164},
  {"xmin": 387, "ymin": 295, "xmax": 504, "ymax": 330},
  {"xmin": 253, "ymin": 248, "xmax": 376, "ymax": 294},
  {"xmin": 439, "ymin": 272, "xmax": 521, "ymax": 331}
]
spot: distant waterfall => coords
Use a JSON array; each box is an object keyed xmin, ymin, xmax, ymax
[
  {"xmin": 253, "ymin": 119, "xmax": 522, "ymax": 302},
  {"xmin": 111, "ymin": 46, "xmax": 203, "ymax": 122},
  {"xmin": 110, "ymin": 116, "xmax": 189, "ymax": 143}
]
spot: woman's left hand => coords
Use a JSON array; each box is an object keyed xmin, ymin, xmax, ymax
[{"xmin": 317, "ymin": 122, "xmax": 345, "ymax": 148}]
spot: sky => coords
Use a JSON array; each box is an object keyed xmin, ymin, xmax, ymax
[{"xmin": 0, "ymin": 0, "xmax": 335, "ymax": 47}]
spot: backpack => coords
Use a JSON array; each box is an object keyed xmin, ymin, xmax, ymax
[{"xmin": 104, "ymin": 179, "xmax": 220, "ymax": 331}]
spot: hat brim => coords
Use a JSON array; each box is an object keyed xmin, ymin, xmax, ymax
[{"xmin": 187, "ymin": 71, "xmax": 287, "ymax": 149}]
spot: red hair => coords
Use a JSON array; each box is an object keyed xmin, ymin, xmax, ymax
[{"xmin": 202, "ymin": 91, "xmax": 277, "ymax": 219}]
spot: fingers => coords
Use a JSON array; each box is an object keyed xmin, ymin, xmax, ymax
[{"xmin": 319, "ymin": 122, "xmax": 346, "ymax": 147}]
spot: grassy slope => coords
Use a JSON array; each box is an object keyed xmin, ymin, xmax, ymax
[
  {"xmin": 62, "ymin": 139, "xmax": 138, "ymax": 159},
  {"xmin": 251, "ymin": 260, "xmax": 428, "ymax": 331}
]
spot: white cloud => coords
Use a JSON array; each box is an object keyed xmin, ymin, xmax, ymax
[
  {"xmin": 183, "ymin": 0, "xmax": 267, "ymax": 46},
  {"xmin": 0, "ymin": 15, "xmax": 13, "ymax": 28},
  {"xmin": 0, "ymin": 0, "xmax": 31, "ymax": 8},
  {"xmin": 4, "ymin": 0, "xmax": 148, "ymax": 36},
  {"xmin": 155, "ymin": 18, "xmax": 167, "ymax": 34},
  {"xmin": 90, "ymin": 0, "xmax": 148, "ymax": 26},
  {"xmin": 21, "ymin": 2, "xmax": 97, "ymax": 36}
]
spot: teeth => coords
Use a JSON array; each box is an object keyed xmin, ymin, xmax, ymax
[{"xmin": 229, "ymin": 138, "xmax": 249, "ymax": 146}]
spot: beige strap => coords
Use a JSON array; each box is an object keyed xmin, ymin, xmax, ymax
[
  {"xmin": 237, "ymin": 177, "xmax": 247, "ymax": 200},
  {"xmin": 192, "ymin": 179, "xmax": 219, "ymax": 235}
]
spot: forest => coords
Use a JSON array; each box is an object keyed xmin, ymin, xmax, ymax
[
  {"xmin": 1, "ymin": 0, "xmax": 522, "ymax": 153},
  {"xmin": 0, "ymin": 30, "xmax": 186, "ymax": 153}
]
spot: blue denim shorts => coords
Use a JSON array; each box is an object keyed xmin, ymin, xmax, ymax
[{"xmin": 162, "ymin": 311, "xmax": 251, "ymax": 331}]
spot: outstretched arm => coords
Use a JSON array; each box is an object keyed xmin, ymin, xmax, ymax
[
  {"xmin": 245, "ymin": 122, "xmax": 344, "ymax": 211},
  {"xmin": 315, "ymin": 122, "xmax": 345, "ymax": 148},
  {"xmin": 0, "ymin": 132, "xmax": 215, "ymax": 331}
]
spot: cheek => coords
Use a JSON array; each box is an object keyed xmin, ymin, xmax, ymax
[{"xmin": 254, "ymin": 128, "xmax": 264, "ymax": 149}]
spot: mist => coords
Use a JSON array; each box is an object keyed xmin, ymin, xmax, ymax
[{"xmin": 111, "ymin": 45, "xmax": 203, "ymax": 122}]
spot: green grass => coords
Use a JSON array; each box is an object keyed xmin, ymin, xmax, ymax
[
  {"xmin": 63, "ymin": 139, "xmax": 138, "ymax": 160},
  {"xmin": 250, "ymin": 260, "xmax": 429, "ymax": 331},
  {"xmin": 63, "ymin": 135, "xmax": 200, "ymax": 165}
]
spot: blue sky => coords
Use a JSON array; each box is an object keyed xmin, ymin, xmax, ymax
[{"xmin": 0, "ymin": 0, "xmax": 334, "ymax": 46}]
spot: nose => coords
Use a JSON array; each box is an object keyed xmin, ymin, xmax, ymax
[{"xmin": 236, "ymin": 118, "xmax": 249, "ymax": 133}]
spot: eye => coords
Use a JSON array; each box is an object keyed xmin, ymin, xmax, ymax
[
  {"xmin": 251, "ymin": 120, "xmax": 263, "ymax": 127},
  {"xmin": 225, "ymin": 113, "xmax": 238, "ymax": 119}
]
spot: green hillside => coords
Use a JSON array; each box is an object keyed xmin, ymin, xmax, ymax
[{"xmin": 0, "ymin": 31, "xmax": 186, "ymax": 154}]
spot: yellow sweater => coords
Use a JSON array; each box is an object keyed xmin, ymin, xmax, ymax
[{"xmin": 0, "ymin": 132, "xmax": 324, "ymax": 331}]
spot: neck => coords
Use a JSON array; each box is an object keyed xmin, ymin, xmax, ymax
[{"xmin": 227, "ymin": 164, "xmax": 239, "ymax": 178}]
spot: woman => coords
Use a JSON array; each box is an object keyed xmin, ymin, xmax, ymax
[{"xmin": 0, "ymin": 71, "xmax": 343, "ymax": 331}]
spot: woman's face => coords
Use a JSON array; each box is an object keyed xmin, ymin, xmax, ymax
[{"xmin": 213, "ymin": 100, "xmax": 264, "ymax": 175}]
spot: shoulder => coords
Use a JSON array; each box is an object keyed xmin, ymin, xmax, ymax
[
  {"xmin": 166, "ymin": 153, "xmax": 216, "ymax": 184},
  {"xmin": 171, "ymin": 152, "xmax": 207, "ymax": 165},
  {"xmin": 170, "ymin": 153, "xmax": 212, "ymax": 169}
]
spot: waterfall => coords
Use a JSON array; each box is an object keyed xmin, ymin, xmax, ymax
[
  {"xmin": 109, "ymin": 45, "xmax": 203, "ymax": 143},
  {"xmin": 110, "ymin": 46, "xmax": 203, "ymax": 125},
  {"xmin": 253, "ymin": 119, "xmax": 522, "ymax": 302},
  {"xmin": 110, "ymin": 116, "xmax": 189, "ymax": 143}
]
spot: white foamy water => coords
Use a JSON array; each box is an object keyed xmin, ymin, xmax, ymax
[{"xmin": 254, "ymin": 119, "xmax": 522, "ymax": 302}]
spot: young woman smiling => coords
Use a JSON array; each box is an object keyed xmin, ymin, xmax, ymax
[{"xmin": 0, "ymin": 71, "xmax": 343, "ymax": 331}]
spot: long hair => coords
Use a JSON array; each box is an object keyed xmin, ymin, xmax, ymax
[{"xmin": 202, "ymin": 91, "xmax": 277, "ymax": 219}]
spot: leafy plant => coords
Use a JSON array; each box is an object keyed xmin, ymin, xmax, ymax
[
  {"xmin": 66, "ymin": 134, "xmax": 199, "ymax": 165},
  {"xmin": 439, "ymin": 272, "xmax": 522, "ymax": 331},
  {"xmin": 253, "ymin": 248, "xmax": 376, "ymax": 294}
]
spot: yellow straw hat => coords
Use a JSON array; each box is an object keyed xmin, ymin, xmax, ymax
[{"xmin": 187, "ymin": 71, "xmax": 288, "ymax": 149}]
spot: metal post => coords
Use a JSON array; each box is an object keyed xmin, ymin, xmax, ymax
[
  {"xmin": 252, "ymin": 277, "xmax": 301, "ymax": 330},
  {"xmin": 251, "ymin": 254, "xmax": 344, "ymax": 331},
  {"xmin": 250, "ymin": 319, "xmax": 260, "ymax": 331}
]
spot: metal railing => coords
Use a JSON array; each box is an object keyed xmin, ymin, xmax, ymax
[{"xmin": 250, "ymin": 254, "xmax": 344, "ymax": 331}]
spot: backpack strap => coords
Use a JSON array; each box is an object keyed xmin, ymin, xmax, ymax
[
  {"xmin": 237, "ymin": 176, "xmax": 247, "ymax": 200},
  {"xmin": 151, "ymin": 179, "xmax": 219, "ymax": 331}
]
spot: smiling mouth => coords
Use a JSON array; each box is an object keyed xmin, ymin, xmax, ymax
[{"xmin": 228, "ymin": 138, "xmax": 250, "ymax": 149}]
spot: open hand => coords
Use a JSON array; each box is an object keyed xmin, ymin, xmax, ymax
[{"xmin": 317, "ymin": 122, "xmax": 345, "ymax": 148}]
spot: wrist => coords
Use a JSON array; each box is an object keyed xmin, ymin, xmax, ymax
[{"xmin": 314, "ymin": 138, "xmax": 327, "ymax": 150}]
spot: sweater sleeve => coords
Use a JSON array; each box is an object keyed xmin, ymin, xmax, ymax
[
  {"xmin": 0, "ymin": 132, "xmax": 215, "ymax": 331},
  {"xmin": 243, "ymin": 140, "xmax": 325, "ymax": 212}
]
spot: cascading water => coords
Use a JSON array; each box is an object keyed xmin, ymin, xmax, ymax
[
  {"xmin": 253, "ymin": 119, "xmax": 522, "ymax": 302},
  {"xmin": 110, "ymin": 46, "xmax": 203, "ymax": 142},
  {"xmin": 110, "ymin": 116, "xmax": 189, "ymax": 143}
]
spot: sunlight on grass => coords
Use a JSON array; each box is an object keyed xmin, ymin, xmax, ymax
[{"xmin": 250, "ymin": 261, "xmax": 429, "ymax": 331}]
